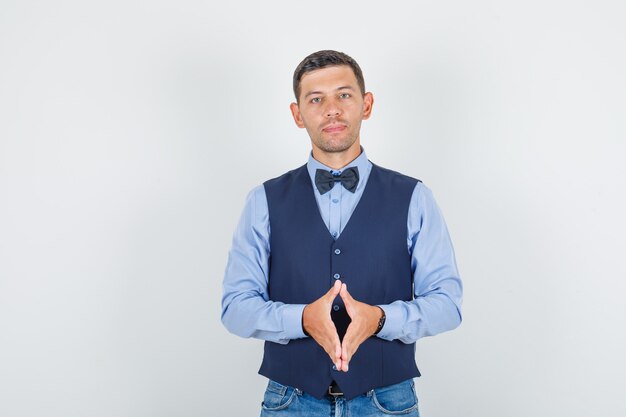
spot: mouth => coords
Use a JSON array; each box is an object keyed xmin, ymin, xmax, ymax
[{"xmin": 322, "ymin": 124, "xmax": 347, "ymax": 133}]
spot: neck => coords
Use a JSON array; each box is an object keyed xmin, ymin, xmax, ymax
[{"xmin": 312, "ymin": 141, "xmax": 362, "ymax": 170}]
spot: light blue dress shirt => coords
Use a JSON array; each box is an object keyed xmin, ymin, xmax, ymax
[{"xmin": 221, "ymin": 150, "xmax": 463, "ymax": 345}]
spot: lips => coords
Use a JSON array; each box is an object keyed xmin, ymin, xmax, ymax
[{"xmin": 322, "ymin": 124, "xmax": 347, "ymax": 133}]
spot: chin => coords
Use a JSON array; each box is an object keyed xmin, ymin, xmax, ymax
[{"xmin": 317, "ymin": 138, "xmax": 356, "ymax": 152}]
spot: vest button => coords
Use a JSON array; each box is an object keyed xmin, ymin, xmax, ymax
[
  {"xmin": 334, "ymin": 249, "xmax": 341, "ymax": 255},
  {"xmin": 333, "ymin": 305, "xmax": 340, "ymax": 311},
  {"xmin": 332, "ymin": 365, "xmax": 337, "ymax": 371},
  {"xmin": 333, "ymin": 273, "xmax": 340, "ymax": 279}
]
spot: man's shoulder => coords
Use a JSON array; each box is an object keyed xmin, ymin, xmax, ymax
[{"xmin": 262, "ymin": 164, "xmax": 308, "ymax": 189}]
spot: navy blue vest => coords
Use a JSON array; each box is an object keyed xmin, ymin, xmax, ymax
[{"xmin": 260, "ymin": 163, "xmax": 421, "ymax": 400}]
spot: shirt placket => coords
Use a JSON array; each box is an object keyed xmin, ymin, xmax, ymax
[{"xmin": 329, "ymin": 180, "xmax": 342, "ymax": 239}]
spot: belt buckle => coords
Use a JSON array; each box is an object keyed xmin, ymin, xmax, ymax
[{"xmin": 328, "ymin": 384, "xmax": 343, "ymax": 397}]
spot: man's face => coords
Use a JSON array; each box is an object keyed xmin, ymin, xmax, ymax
[{"xmin": 290, "ymin": 65, "xmax": 373, "ymax": 157}]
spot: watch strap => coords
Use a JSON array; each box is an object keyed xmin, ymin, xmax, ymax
[{"xmin": 373, "ymin": 308, "xmax": 386, "ymax": 335}]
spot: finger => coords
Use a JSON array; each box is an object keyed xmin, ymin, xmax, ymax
[
  {"xmin": 342, "ymin": 324, "xmax": 366, "ymax": 367},
  {"xmin": 339, "ymin": 357, "xmax": 349, "ymax": 372},
  {"xmin": 339, "ymin": 351, "xmax": 350, "ymax": 372},
  {"xmin": 324, "ymin": 333, "xmax": 341, "ymax": 370},
  {"xmin": 325, "ymin": 342, "xmax": 341, "ymax": 369},
  {"xmin": 326, "ymin": 279, "xmax": 342, "ymax": 301},
  {"xmin": 322, "ymin": 335, "xmax": 340, "ymax": 363},
  {"xmin": 340, "ymin": 283, "xmax": 354, "ymax": 302},
  {"xmin": 341, "ymin": 334, "xmax": 352, "ymax": 363},
  {"xmin": 328, "ymin": 322, "xmax": 342, "ymax": 368},
  {"xmin": 341, "ymin": 340, "xmax": 349, "ymax": 368},
  {"xmin": 335, "ymin": 341, "xmax": 342, "ymax": 370},
  {"xmin": 340, "ymin": 284, "xmax": 355, "ymax": 316},
  {"xmin": 341, "ymin": 328, "xmax": 354, "ymax": 365}
]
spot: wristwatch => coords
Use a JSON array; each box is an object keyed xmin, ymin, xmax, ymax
[{"xmin": 373, "ymin": 308, "xmax": 386, "ymax": 335}]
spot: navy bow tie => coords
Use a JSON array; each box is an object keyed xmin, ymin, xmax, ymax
[{"xmin": 314, "ymin": 167, "xmax": 360, "ymax": 194}]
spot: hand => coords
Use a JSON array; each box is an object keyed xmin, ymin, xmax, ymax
[
  {"xmin": 302, "ymin": 280, "xmax": 343, "ymax": 371},
  {"xmin": 338, "ymin": 283, "xmax": 383, "ymax": 372}
]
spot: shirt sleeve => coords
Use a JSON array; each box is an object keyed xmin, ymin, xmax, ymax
[
  {"xmin": 376, "ymin": 182, "xmax": 463, "ymax": 343},
  {"xmin": 220, "ymin": 185, "xmax": 307, "ymax": 344}
]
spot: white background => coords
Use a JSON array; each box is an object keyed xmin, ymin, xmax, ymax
[{"xmin": 1, "ymin": 1, "xmax": 625, "ymax": 416}]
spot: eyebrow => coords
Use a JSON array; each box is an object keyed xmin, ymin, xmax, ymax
[{"xmin": 303, "ymin": 86, "xmax": 355, "ymax": 99}]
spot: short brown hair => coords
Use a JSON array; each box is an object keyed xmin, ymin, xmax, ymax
[{"xmin": 292, "ymin": 50, "xmax": 365, "ymax": 102}]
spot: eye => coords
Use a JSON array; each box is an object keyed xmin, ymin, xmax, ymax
[
  {"xmin": 339, "ymin": 93, "xmax": 351, "ymax": 99},
  {"xmin": 311, "ymin": 97, "xmax": 321, "ymax": 103}
]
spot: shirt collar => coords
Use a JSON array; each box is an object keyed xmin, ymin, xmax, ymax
[{"xmin": 307, "ymin": 148, "xmax": 370, "ymax": 193}]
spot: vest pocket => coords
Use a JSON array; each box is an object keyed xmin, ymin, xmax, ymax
[{"xmin": 261, "ymin": 380, "xmax": 298, "ymax": 411}]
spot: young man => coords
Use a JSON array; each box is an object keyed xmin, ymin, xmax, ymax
[{"xmin": 221, "ymin": 50, "xmax": 463, "ymax": 416}]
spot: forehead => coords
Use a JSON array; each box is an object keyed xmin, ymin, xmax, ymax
[{"xmin": 299, "ymin": 65, "xmax": 359, "ymax": 92}]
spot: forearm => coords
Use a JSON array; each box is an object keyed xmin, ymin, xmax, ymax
[
  {"xmin": 376, "ymin": 284, "xmax": 462, "ymax": 343},
  {"xmin": 221, "ymin": 291, "xmax": 306, "ymax": 344}
]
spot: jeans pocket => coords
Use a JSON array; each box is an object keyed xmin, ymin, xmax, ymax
[
  {"xmin": 261, "ymin": 380, "xmax": 298, "ymax": 411},
  {"xmin": 371, "ymin": 379, "xmax": 419, "ymax": 415}
]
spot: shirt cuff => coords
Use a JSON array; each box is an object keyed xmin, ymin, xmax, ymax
[
  {"xmin": 375, "ymin": 304, "xmax": 404, "ymax": 341},
  {"xmin": 281, "ymin": 304, "xmax": 308, "ymax": 340}
]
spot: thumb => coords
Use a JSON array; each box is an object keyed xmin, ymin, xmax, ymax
[
  {"xmin": 340, "ymin": 283, "xmax": 355, "ymax": 315},
  {"xmin": 340, "ymin": 283, "xmax": 353, "ymax": 303},
  {"xmin": 326, "ymin": 279, "xmax": 342, "ymax": 300}
]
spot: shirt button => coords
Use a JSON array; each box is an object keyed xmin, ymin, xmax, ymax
[
  {"xmin": 333, "ymin": 305, "xmax": 340, "ymax": 311},
  {"xmin": 332, "ymin": 232, "xmax": 338, "ymax": 238},
  {"xmin": 332, "ymin": 199, "xmax": 339, "ymax": 204},
  {"xmin": 334, "ymin": 249, "xmax": 341, "ymax": 255},
  {"xmin": 333, "ymin": 273, "xmax": 340, "ymax": 279}
]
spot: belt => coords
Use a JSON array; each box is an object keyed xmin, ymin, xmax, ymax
[{"xmin": 328, "ymin": 381, "xmax": 343, "ymax": 397}]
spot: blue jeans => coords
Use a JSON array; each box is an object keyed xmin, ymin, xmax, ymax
[{"xmin": 260, "ymin": 379, "xmax": 420, "ymax": 416}]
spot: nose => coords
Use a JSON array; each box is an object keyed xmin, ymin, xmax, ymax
[{"xmin": 324, "ymin": 99, "xmax": 341, "ymax": 118}]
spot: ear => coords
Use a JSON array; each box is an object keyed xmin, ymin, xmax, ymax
[
  {"xmin": 361, "ymin": 92, "xmax": 374, "ymax": 120},
  {"xmin": 290, "ymin": 102, "xmax": 305, "ymax": 128}
]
